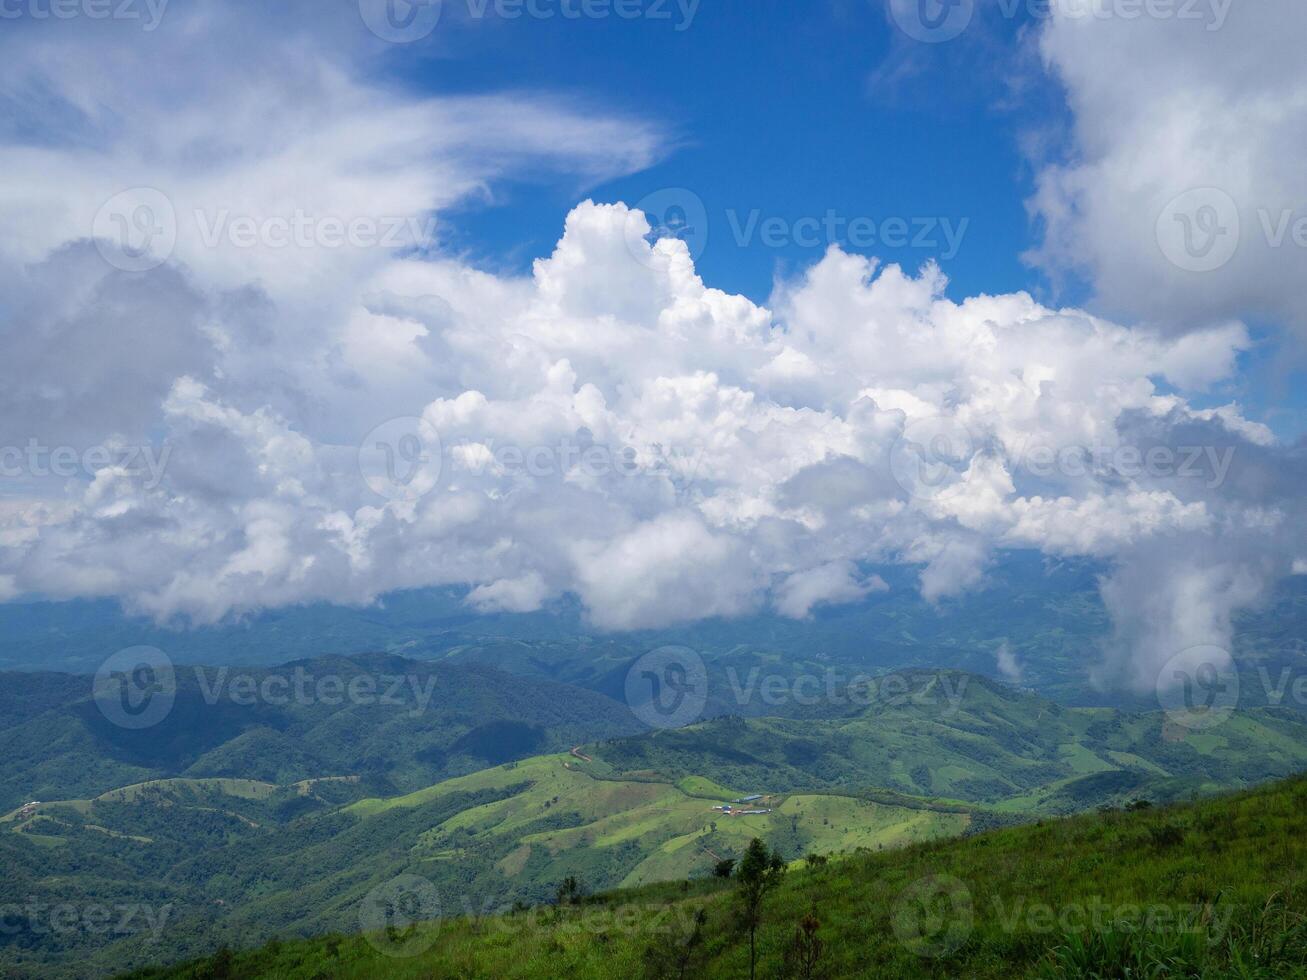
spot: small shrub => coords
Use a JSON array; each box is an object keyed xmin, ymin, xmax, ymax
[{"xmin": 1148, "ymin": 823, "xmax": 1185, "ymax": 849}]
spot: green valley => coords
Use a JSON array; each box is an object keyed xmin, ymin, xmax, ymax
[
  {"xmin": 5, "ymin": 665, "xmax": 1307, "ymax": 977},
  {"xmin": 124, "ymin": 772, "xmax": 1307, "ymax": 979}
]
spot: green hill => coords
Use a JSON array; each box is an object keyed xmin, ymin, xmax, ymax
[
  {"xmin": 6, "ymin": 669, "xmax": 1307, "ymax": 977},
  {"xmin": 0, "ymin": 653, "xmax": 643, "ymax": 811},
  {"xmin": 121, "ymin": 772, "xmax": 1307, "ymax": 979},
  {"xmin": 588, "ymin": 670, "xmax": 1307, "ymax": 811},
  {"xmin": 345, "ymin": 753, "xmax": 974, "ymax": 890}
]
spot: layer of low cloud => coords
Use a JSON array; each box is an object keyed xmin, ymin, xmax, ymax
[{"xmin": 995, "ymin": 641, "xmax": 1022, "ymax": 684}]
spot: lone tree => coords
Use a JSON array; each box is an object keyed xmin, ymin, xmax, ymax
[
  {"xmin": 780, "ymin": 912, "xmax": 824, "ymax": 980},
  {"xmin": 713, "ymin": 857, "xmax": 736, "ymax": 878},
  {"xmin": 555, "ymin": 876, "xmax": 584, "ymax": 907},
  {"xmin": 735, "ymin": 838, "xmax": 786, "ymax": 980}
]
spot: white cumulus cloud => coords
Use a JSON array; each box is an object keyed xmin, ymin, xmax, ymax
[{"xmin": 1, "ymin": 0, "xmax": 1304, "ymax": 697}]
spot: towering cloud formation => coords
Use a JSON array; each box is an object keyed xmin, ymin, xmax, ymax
[
  {"xmin": 5, "ymin": 200, "xmax": 1298, "ymax": 689},
  {"xmin": 0, "ymin": 1, "xmax": 1302, "ymax": 694}
]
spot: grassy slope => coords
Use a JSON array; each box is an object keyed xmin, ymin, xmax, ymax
[
  {"xmin": 347, "ymin": 753, "xmax": 972, "ymax": 888},
  {"xmin": 0, "ymin": 756, "xmax": 975, "ymax": 977},
  {"xmin": 127, "ymin": 774, "xmax": 1307, "ymax": 979}
]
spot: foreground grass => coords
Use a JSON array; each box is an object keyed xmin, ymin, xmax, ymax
[{"xmin": 125, "ymin": 774, "xmax": 1307, "ymax": 979}]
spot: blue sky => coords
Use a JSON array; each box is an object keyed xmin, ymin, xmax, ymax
[{"xmin": 409, "ymin": 2, "xmax": 1046, "ymax": 305}]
